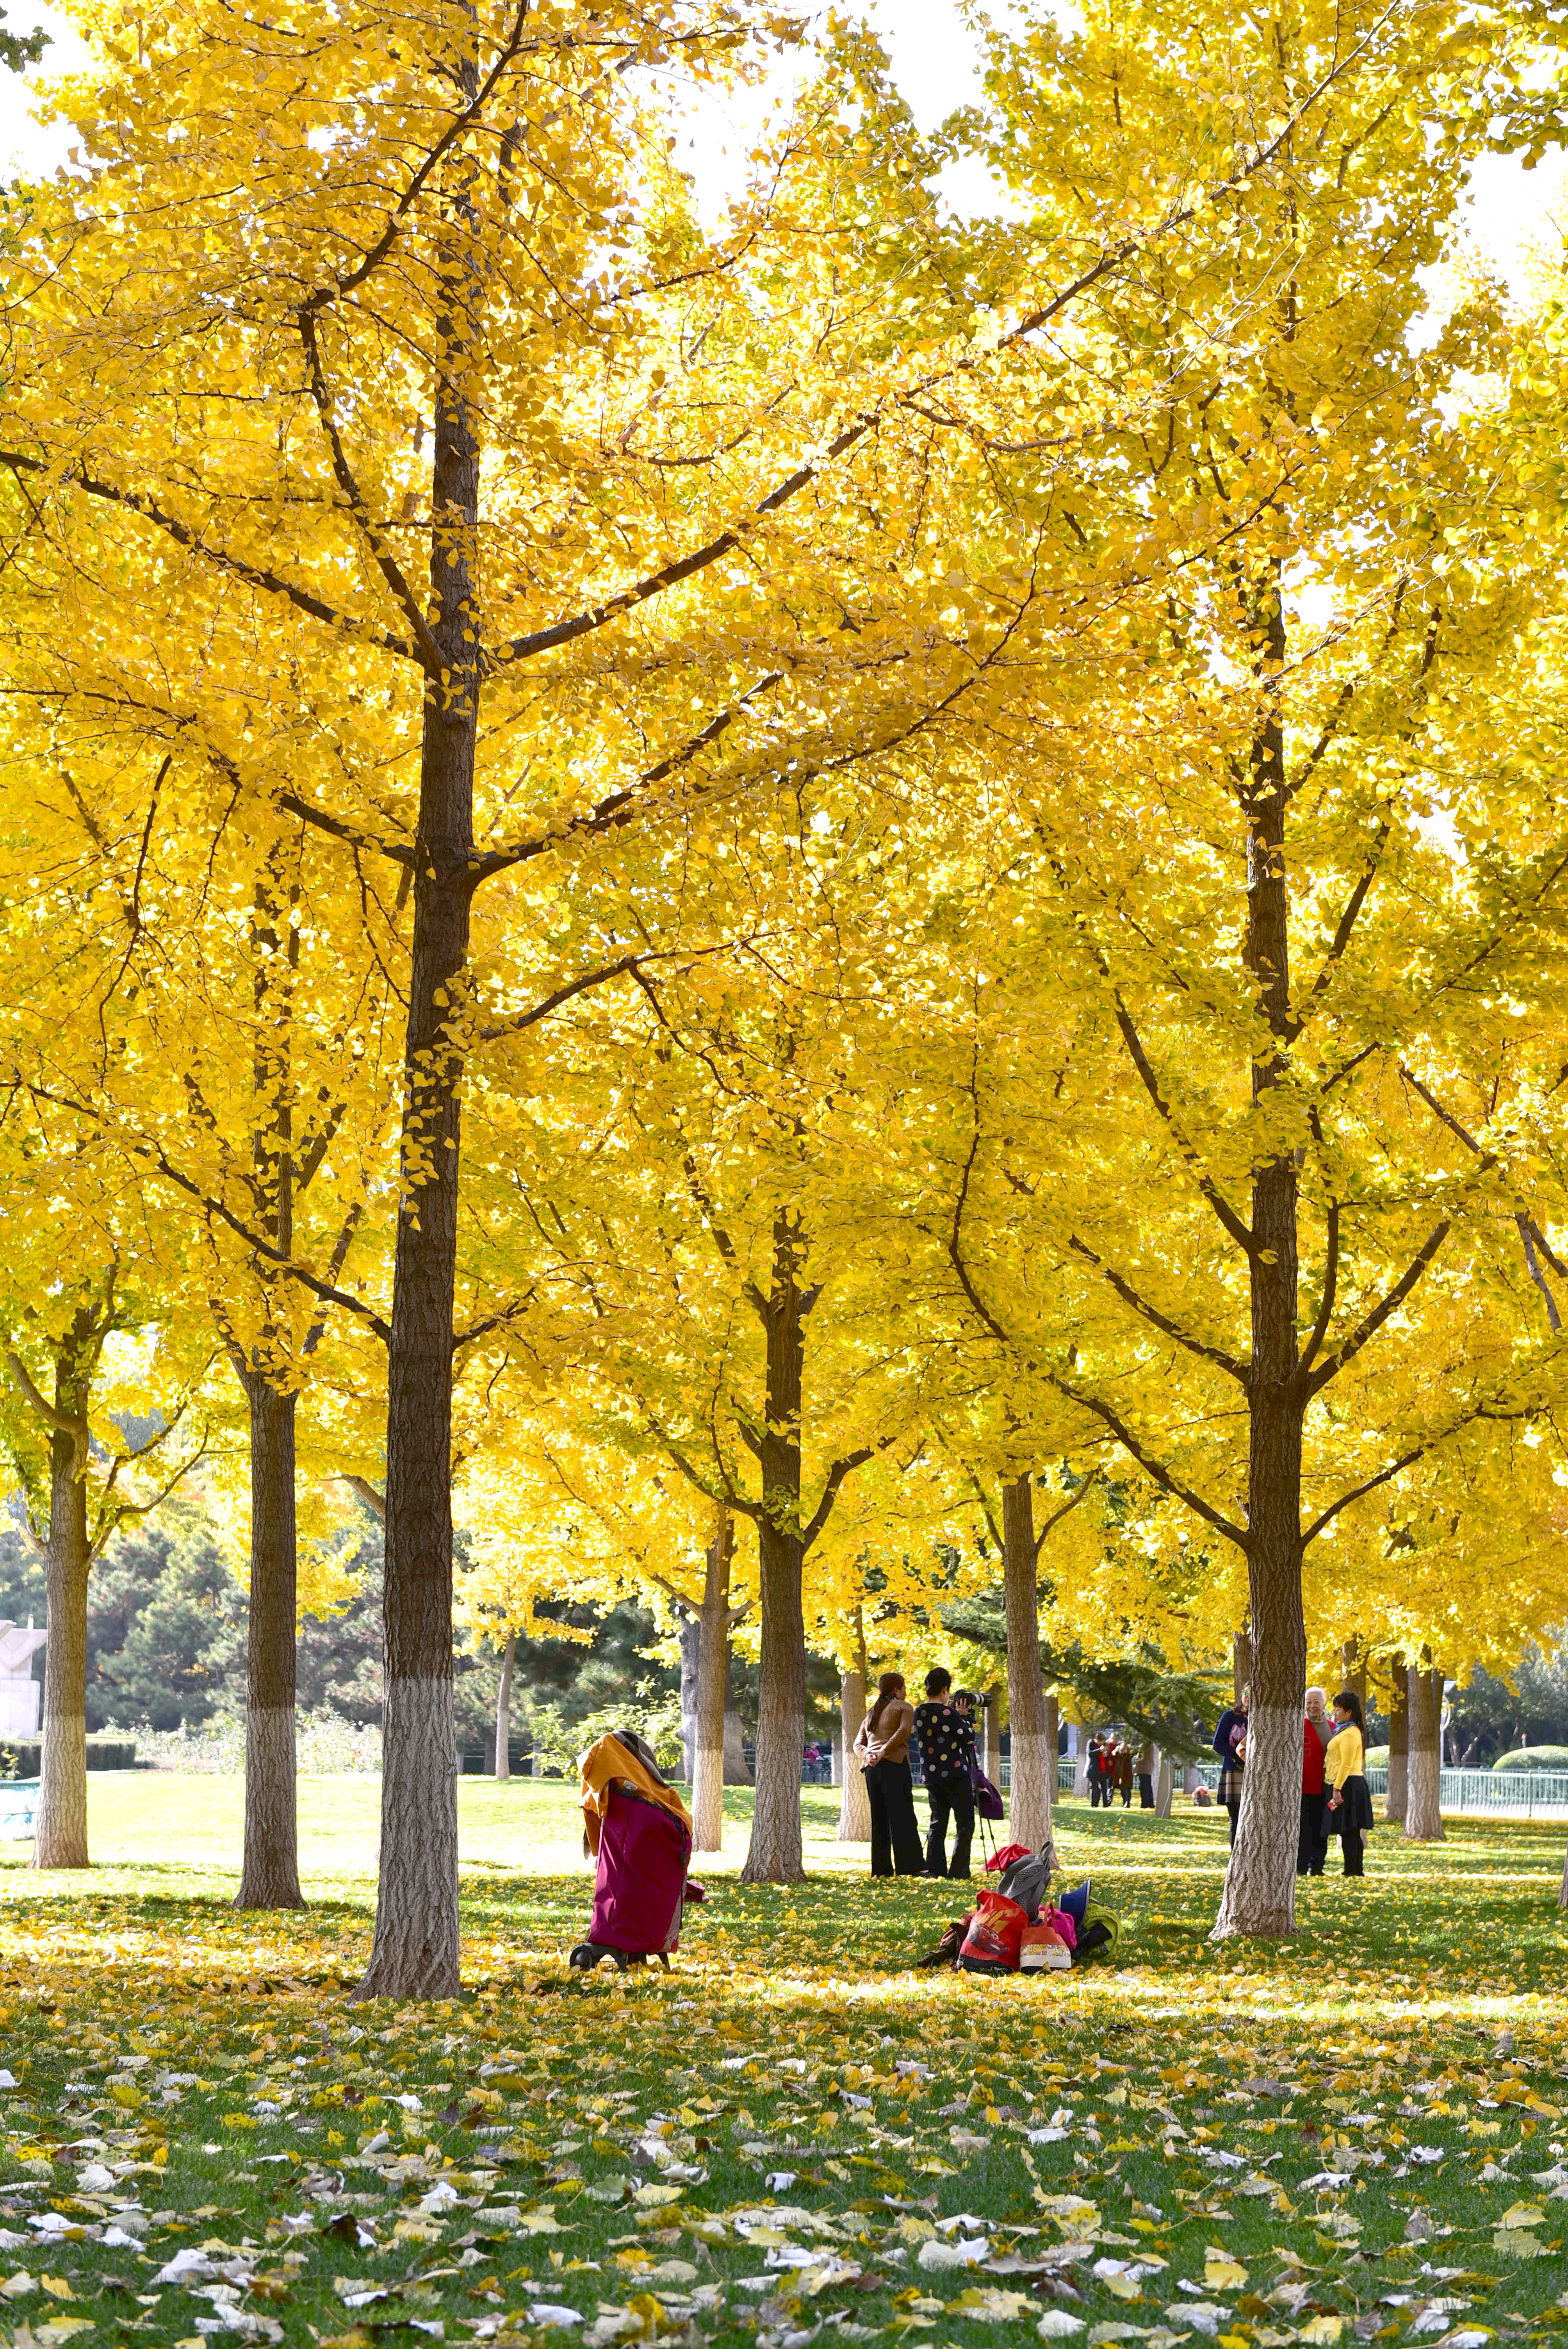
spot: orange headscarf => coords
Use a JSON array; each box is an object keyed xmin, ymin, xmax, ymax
[{"xmin": 579, "ymin": 1733, "xmax": 691, "ymax": 1857}]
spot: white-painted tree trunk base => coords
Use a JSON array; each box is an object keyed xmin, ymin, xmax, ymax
[
  {"xmin": 1405, "ymin": 1666, "xmax": 1445, "ymax": 1842},
  {"xmin": 1155, "ymin": 1754, "xmax": 1173, "ymax": 1817},
  {"xmin": 494, "ymin": 1633, "xmax": 514, "ymax": 1781},
  {"xmin": 355, "ymin": 1675, "xmax": 460, "ymax": 1999},
  {"xmin": 34, "ymin": 1707, "xmax": 87, "ymax": 1871},
  {"xmin": 691, "ymin": 1734, "xmax": 725, "ymax": 1854},
  {"xmin": 1008, "ymin": 1725, "xmax": 1054, "ymax": 1868},
  {"xmin": 236, "ymin": 1703, "xmax": 303, "ymax": 1909},
  {"xmin": 1384, "ymin": 1750, "xmax": 1407, "ymax": 1823},
  {"xmin": 1210, "ymin": 1700, "xmax": 1299, "ymax": 1939},
  {"xmin": 838, "ymin": 1672, "xmax": 870, "ymax": 1842}
]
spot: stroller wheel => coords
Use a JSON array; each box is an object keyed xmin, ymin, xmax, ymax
[{"xmin": 570, "ymin": 1942, "xmax": 629, "ymax": 1973}]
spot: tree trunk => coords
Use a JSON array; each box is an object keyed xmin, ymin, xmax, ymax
[
  {"xmin": 1405, "ymin": 1662, "xmax": 1445, "ymax": 1841},
  {"xmin": 355, "ymin": 174, "xmax": 480, "ymax": 1997},
  {"xmin": 723, "ymin": 1650, "xmax": 751, "ymax": 1783},
  {"xmin": 691, "ymin": 1510, "xmax": 732, "ymax": 1854},
  {"xmin": 1340, "ymin": 1637, "xmax": 1367, "ymax": 1714},
  {"xmin": 1233, "ymin": 1627, "xmax": 1253, "ymax": 1704},
  {"xmin": 34, "ymin": 1356, "xmax": 92, "ymax": 1871},
  {"xmin": 741, "ymin": 1212, "xmax": 809, "ymax": 1884},
  {"xmin": 1212, "ymin": 588, "xmax": 1307, "ymax": 1942},
  {"xmin": 980, "ymin": 1683, "xmax": 1001, "ymax": 1785},
  {"xmin": 1071, "ymin": 1724, "xmax": 1089, "ymax": 1798},
  {"xmin": 1002, "ymin": 1473, "xmax": 1055, "ymax": 1864},
  {"xmin": 235, "ymin": 1377, "xmax": 303, "ymax": 1909},
  {"xmin": 494, "ymin": 1631, "xmax": 514, "ymax": 1780},
  {"xmin": 837, "ymin": 1670, "xmax": 870, "ymax": 1841},
  {"xmin": 678, "ymin": 1607, "xmax": 701, "ymax": 1787},
  {"xmin": 1155, "ymin": 1750, "xmax": 1174, "ymax": 1816},
  {"xmin": 1385, "ymin": 1662, "xmax": 1408, "ymax": 1822}
]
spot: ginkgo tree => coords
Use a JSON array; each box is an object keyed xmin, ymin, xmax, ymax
[
  {"xmin": 1, "ymin": 0, "xmax": 1518, "ymax": 1989},
  {"xmin": 872, "ymin": 0, "xmax": 1568, "ymax": 1938}
]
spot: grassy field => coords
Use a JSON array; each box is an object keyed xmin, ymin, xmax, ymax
[{"xmin": 0, "ymin": 1779, "xmax": 1565, "ymax": 2349}]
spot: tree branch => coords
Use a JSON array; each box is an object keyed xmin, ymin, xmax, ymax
[
  {"xmin": 1306, "ymin": 1217, "xmax": 1452, "ymax": 1394},
  {"xmin": 1291, "ymin": 819, "xmax": 1389, "ymax": 1034},
  {"xmin": 277, "ymin": 790, "xmax": 413, "ymax": 870},
  {"xmin": 1069, "ymin": 1233, "xmax": 1248, "ymax": 1381},
  {"xmin": 1300, "ymin": 1404, "xmax": 1527, "ymax": 1547},
  {"xmin": 297, "ymin": 307, "xmax": 444, "ymax": 672},
  {"xmin": 339, "ymin": 1473, "xmax": 386, "ymax": 1521},
  {"xmin": 1110, "ymin": 996, "xmax": 1254, "ymax": 1255},
  {"xmin": 476, "ymin": 943, "xmax": 736, "ymax": 1044},
  {"xmin": 470, "ymin": 674, "xmax": 784, "ymax": 882},
  {"xmin": 1048, "ymin": 1371, "xmax": 1249, "ymax": 1551},
  {"xmin": 1516, "ymin": 1211, "xmax": 1563, "ymax": 1335},
  {"xmin": 486, "ymin": 0, "xmax": 1407, "ymax": 675},
  {"xmin": 0, "ymin": 453, "xmax": 421, "ymax": 662},
  {"xmin": 801, "ymin": 1447, "xmax": 876, "ymax": 1553},
  {"xmin": 1032, "ymin": 1470, "xmax": 1099, "ymax": 1562}
]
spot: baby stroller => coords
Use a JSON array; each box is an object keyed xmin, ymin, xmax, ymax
[{"xmin": 569, "ymin": 1729, "xmax": 704, "ymax": 1972}]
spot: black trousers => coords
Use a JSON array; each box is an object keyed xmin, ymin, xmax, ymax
[
  {"xmin": 925, "ymin": 1774, "xmax": 974, "ymax": 1879},
  {"xmin": 1297, "ymin": 1792, "xmax": 1327, "ymax": 1876},
  {"xmin": 1226, "ymin": 1800, "xmax": 1241, "ymax": 1846},
  {"xmin": 1139, "ymin": 1775, "xmax": 1154, "ymax": 1808},
  {"xmin": 1089, "ymin": 1773, "xmax": 1106, "ymax": 1805},
  {"xmin": 865, "ymin": 1759, "xmax": 924, "ymax": 1877}
]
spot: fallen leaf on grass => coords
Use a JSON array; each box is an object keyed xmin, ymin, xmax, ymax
[{"xmin": 954, "ymin": 2286, "xmax": 1034, "ymax": 2320}]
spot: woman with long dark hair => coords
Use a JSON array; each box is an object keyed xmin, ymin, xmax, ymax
[
  {"xmin": 852, "ymin": 1672, "xmax": 925, "ymax": 1878},
  {"xmin": 1324, "ymin": 1689, "xmax": 1372, "ymax": 1878}
]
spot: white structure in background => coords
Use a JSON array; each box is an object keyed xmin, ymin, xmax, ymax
[{"xmin": 0, "ymin": 1621, "xmax": 46, "ymax": 1738}]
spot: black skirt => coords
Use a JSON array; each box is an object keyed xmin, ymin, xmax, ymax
[{"xmin": 1330, "ymin": 1774, "xmax": 1373, "ymax": 1839}]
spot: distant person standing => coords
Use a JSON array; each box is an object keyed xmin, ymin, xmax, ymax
[
  {"xmin": 1113, "ymin": 1739, "xmax": 1133, "ymax": 1807},
  {"xmin": 914, "ymin": 1667, "xmax": 976, "ymax": 1880},
  {"xmin": 1213, "ymin": 1688, "xmax": 1249, "ymax": 1846},
  {"xmin": 1324, "ymin": 1689, "xmax": 1372, "ymax": 1878},
  {"xmin": 852, "ymin": 1673, "xmax": 925, "ymax": 1878}
]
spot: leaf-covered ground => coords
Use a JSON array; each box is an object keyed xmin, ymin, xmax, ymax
[{"xmin": 2, "ymin": 1780, "xmax": 1567, "ymax": 2349}]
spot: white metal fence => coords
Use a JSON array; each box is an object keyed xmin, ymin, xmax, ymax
[{"xmin": 1034, "ymin": 1756, "xmax": 1568, "ymax": 1818}]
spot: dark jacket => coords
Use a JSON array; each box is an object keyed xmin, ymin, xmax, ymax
[{"xmin": 913, "ymin": 1700, "xmax": 976, "ymax": 1787}]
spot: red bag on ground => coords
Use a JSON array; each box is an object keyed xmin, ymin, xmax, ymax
[{"xmin": 958, "ymin": 1889, "xmax": 1027, "ymax": 1975}]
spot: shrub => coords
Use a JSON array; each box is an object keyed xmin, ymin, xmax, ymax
[{"xmin": 1493, "ymin": 1745, "xmax": 1568, "ymax": 1772}]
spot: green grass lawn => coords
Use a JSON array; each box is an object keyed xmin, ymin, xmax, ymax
[{"xmin": 0, "ymin": 1777, "xmax": 1565, "ymax": 2349}]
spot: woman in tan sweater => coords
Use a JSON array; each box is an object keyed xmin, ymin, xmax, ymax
[{"xmin": 852, "ymin": 1672, "xmax": 925, "ymax": 1877}]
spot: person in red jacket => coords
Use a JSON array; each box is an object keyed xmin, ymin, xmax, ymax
[{"xmin": 1298, "ymin": 1685, "xmax": 1331, "ymax": 1876}]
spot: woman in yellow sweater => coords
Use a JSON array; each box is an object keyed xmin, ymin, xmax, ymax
[{"xmin": 1324, "ymin": 1690, "xmax": 1372, "ymax": 1878}]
